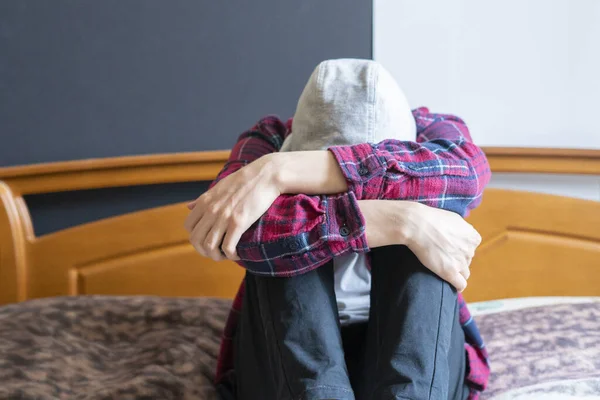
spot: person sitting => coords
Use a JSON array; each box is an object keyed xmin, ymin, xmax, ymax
[{"xmin": 186, "ymin": 58, "xmax": 491, "ymax": 400}]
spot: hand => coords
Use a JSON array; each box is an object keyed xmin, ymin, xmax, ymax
[
  {"xmin": 184, "ymin": 154, "xmax": 281, "ymax": 261},
  {"xmin": 359, "ymin": 200, "xmax": 481, "ymax": 292},
  {"xmin": 402, "ymin": 202, "xmax": 481, "ymax": 292}
]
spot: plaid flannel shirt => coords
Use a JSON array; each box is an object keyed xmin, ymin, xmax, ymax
[{"xmin": 213, "ymin": 108, "xmax": 491, "ymax": 399}]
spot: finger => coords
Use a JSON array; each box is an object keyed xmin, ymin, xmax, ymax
[
  {"xmin": 452, "ymin": 273, "xmax": 468, "ymax": 293},
  {"xmin": 184, "ymin": 201, "xmax": 205, "ymax": 233},
  {"xmin": 472, "ymin": 230, "xmax": 482, "ymax": 246},
  {"xmin": 460, "ymin": 265, "xmax": 471, "ymax": 280},
  {"xmin": 189, "ymin": 212, "xmax": 216, "ymax": 257},
  {"xmin": 187, "ymin": 201, "xmax": 196, "ymax": 210},
  {"xmin": 204, "ymin": 217, "xmax": 229, "ymax": 261},
  {"xmin": 221, "ymin": 223, "xmax": 243, "ymax": 261},
  {"xmin": 460, "ymin": 256, "xmax": 472, "ymax": 280}
]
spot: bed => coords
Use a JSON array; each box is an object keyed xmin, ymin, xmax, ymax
[{"xmin": 0, "ymin": 147, "xmax": 599, "ymax": 399}]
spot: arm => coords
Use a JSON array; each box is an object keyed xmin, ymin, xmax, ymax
[
  {"xmin": 276, "ymin": 107, "xmax": 491, "ymax": 217},
  {"xmin": 185, "ymin": 116, "xmax": 368, "ymax": 277},
  {"xmin": 359, "ymin": 199, "xmax": 481, "ymax": 292},
  {"xmin": 186, "ymin": 109, "xmax": 489, "ymax": 277}
]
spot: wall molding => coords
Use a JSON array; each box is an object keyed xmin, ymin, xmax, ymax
[
  {"xmin": 483, "ymin": 147, "xmax": 600, "ymax": 175},
  {"xmin": 0, "ymin": 147, "xmax": 598, "ymax": 196}
]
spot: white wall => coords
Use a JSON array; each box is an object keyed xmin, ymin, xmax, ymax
[{"xmin": 374, "ymin": 0, "xmax": 600, "ymax": 149}]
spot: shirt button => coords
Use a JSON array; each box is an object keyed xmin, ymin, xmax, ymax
[
  {"xmin": 358, "ymin": 166, "xmax": 369, "ymax": 176},
  {"xmin": 340, "ymin": 226, "xmax": 350, "ymax": 237},
  {"xmin": 287, "ymin": 240, "xmax": 299, "ymax": 251}
]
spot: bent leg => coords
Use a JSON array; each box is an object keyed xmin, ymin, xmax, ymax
[
  {"xmin": 234, "ymin": 263, "xmax": 355, "ymax": 400},
  {"xmin": 360, "ymin": 245, "xmax": 468, "ymax": 400}
]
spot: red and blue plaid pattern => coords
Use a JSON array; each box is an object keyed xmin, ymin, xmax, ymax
[{"xmin": 214, "ymin": 108, "xmax": 491, "ymax": 399}]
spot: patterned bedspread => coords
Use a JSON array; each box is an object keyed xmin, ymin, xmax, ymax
[
  {"xmin": 0, "ymin": 296, "xmax": 598, "ymax": 399},
  {"xmin": 471, "ymin": 297, "xmax": 600, "ymax": 399},
  {"xmin": 0, "ymin": 296, "xmax": 228, "ymax": 400}
]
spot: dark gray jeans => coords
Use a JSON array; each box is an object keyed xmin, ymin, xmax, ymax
[{"xmin": 220, "ymin": 245, "xmax": 468, "ymax": 400}]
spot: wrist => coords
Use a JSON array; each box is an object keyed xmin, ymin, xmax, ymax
[
  {"xmin": 253, "ymin": 153, "xmax": 285, "ymax": 195},
  {"xmin": 358, "ymin": 200, "xmax": 419, "ymax": 248},
  {"xmin": 268, "ymin": 152, "xmax": 291, "ymax": 194},
  {"xmin": 393, "ymin": 201, "xmax": 421, "ymax": 246}
]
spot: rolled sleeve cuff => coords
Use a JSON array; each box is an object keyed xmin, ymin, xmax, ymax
[
  {"xmin": 328, "ymin": 143, "xmax": 385, "ymax": 200},
  {"xmin": 236, "ymin": 192, "xmax": 369, "ymax": 278},
  {"xmin": 322, "ymin": 191, "xmax": 369, "ymax": 253}
]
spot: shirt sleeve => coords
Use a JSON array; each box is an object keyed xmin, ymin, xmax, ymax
[
  {"xmin": 327, "ymin": 107, "xmax": 492, "ymax": 217},
  {"xmin": 209, "ymin": 115, "xmax": 287, "ymax": 188},
  {"xmin": 211, "ymin": 116, "xmax": 368, "ymax": 277}
]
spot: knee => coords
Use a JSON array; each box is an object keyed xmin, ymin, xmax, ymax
[
  {"xmin": 372, "ymin": 245, "xmax": 457, "ymax": 298},
  {"xmin": 255, "ymin": 262, "xmax": 335, "ymax": 291}
]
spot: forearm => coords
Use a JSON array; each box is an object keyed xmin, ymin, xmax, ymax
[
  {"xmin": 358, "ymin": 199, "xmax": 417, "ymax": 248},
  {"xmin": 270, "ymin": 140, "xmax": 489, "ymax": 219},
  {"xmin": 359, "ymin": 198, "xmax": 481, "ymax": 293},
  {"xmin": 271, "ymin": 151, "xmax": 348, "ymax": 195},
  {"xmin": 235, "ymin": 192, "xmax": 368, "ymax": 276},
  {"xmin": 324, "ymin": 108, "xmax": 491, "ymax": 215}
]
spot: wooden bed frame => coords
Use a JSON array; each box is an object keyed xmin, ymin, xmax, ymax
[{"xmin": 1, "ymin": 148, "xmax": 599, "ymax": 306}]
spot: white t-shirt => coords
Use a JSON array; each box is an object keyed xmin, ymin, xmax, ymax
[{"xmin": 333, "ymin": 252, "xmax": 371, "ymax": 325}]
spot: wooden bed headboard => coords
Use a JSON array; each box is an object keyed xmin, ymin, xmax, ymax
[{"xmin": 1, "ymin": 148, "xmax": 599, "ymax": 306}]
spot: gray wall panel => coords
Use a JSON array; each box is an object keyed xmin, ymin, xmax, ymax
[{"xmin": 0, "ymin": 1, "xmax": 372, "ymax": 235}]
